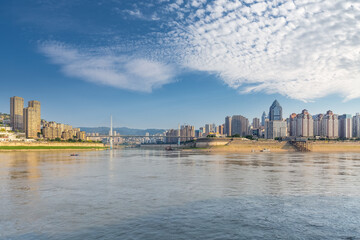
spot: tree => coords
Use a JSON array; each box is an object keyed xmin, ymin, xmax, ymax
[{"xmin": 245, "ymin": 135, "xmax": 254, "ymax": 140}]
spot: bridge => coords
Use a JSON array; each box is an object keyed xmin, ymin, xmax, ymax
[{"xmin": 94, "ymin": 116, "xmax": 190, "ymax": 149}]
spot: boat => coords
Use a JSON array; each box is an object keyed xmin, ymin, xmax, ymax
[
  {"xmin": 165, "ymin": 146, "xmax": 174, "ymax": 151},
  {"xmin": 260, "ymin": 148, "xmax": 270, "ymax": 152},
  {"xmin": 70, "ymin": 154, "xmax": 79, "ymax": 156}
]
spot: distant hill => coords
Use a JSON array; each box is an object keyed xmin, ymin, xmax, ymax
[{"xmin": 79, "ymin": 127, "xmax": 166, "ymax": 136}]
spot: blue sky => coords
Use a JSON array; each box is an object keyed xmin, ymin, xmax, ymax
[{"xmin": 1, "ymin": 0, "xmax": 360, "ymax": 129}]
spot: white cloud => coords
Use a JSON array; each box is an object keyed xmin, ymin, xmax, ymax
[
  {"xmin": 164, "ymin": 0, "xmax": 360, "ymax": 101},
  {"xmin": 39, "ymin": 42, "xmax": 175, "ymax": 92},
  {"xmin": 36, "ymin": 0, "xmax": 360, "ymax": 101}
]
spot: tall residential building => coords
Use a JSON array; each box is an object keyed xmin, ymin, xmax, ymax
[
  {"xmin": 296, "ymin": 109, "xmax": 313, "ymax": 137},
  {"xmin": 252, "ymin": 118, "xmax": 260, "ymax": 129},
  {"xmin": 261, "ymin": 111, "xmax": 267, "ymax": 126},
  {"xmin": 268, "ymin": 100, "xmax": 282, "ymax": 121},
  {"xmin": 76, "ymin": 131, "xmax": 87, "ymax": 141},
  {"xmin": 289, "ymin": 113, "xmax": 297, "ymax": 137},
  {"xmin": 224, "ymin": 116, "xmax": 232, "ymax": 136},
  {"xmin": 10, "ymin": 96, "xmax": 24, "ymax": 130},
  {"xmin": 231, "ymin": 115, "xmax": 249, "ymax": 137},
  {"xmin": 28, "ymin": 100, "xmax": 41, "ymax": 132},
  {"xmin": 338, "ymin": 114, "xmax": 352, "ymax": 139},
  {"xmin": 180, "ymin": 125, "xmax": 195, "ymax": 141},
  {"xmin": 218, "ymin": 124, "xmax": 224, "ymax": 135},
  {"xmin": 165, "ymin": 129, "xmax": 179, "ymax": 144},
  {"xmin": 322, "ymin": 110, "xmax": 339, "ymax": 138},
  {"xmin": 23, "ymin": 107, "xmax": 37, "ymax": 138},
  {"xmin": 353, "ymin": 113, "xmax": 360, "ymax": 138},
  {"xmin": 313, "ymin": 114, "xmax": 324, "ymax": 136}
]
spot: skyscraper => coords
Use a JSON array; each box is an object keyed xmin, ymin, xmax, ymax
[
  {"xmin": 313, "ymin": 114, "xmax": 324, "ymax": 136},
  {"xmin": 218, "ymin": 124, "xmax": 224, "ymax": 135},
  {"xmin": 265, "ymin": 100, "xmax": 287, "ymax": 139},
  {"xmin": 23, "ymin": 107, "xmax": 37, "ymax": 138},
  {"xmin": 10, "ymin": 96, "xmax": 24, "ymax": 130},
  {"xmin": 268, "ymin": 100, "xmax": 282, "ymax": 121},
  {"xmin": 28, "ymin": 100, "xmax": 41, "ymax": 132},
  {"xmin": 224, "ymin": 116, "xmax": 232, "ymax": 136},
  {"xmin": 289, "ymin": 113, "xmax": 297, "ymax": 137},
  {"xmin": 252, "ymin": 118, "xmax": 260, "ymax": 129},
  {"xmin": 296, "ymin": 109, "xmax": 314, "ymax": 137},
  {"xmin": 261, "ymin": 111, "xmax": 267, "ymax": 126},
  {"xmin": 180, "ymin": 125, "xmax": 195, "ymax": 141},
  {"xmin": 231, "ymin": 115, "xmax": 249, "ymax": 137},
  {"xmin": 265, "ymin": 120, "xmax": 287, "ymax": 139},
  {"xmin": 338, "ymin": 114, "xmax": 352, "ymax": 139},
  {"xmin": 322, "ymin": 110, "xmax": 339, "ymax": 138},
  {"xmin": 353, "ymin": 113, "xmax": 360, "ymax": 138}
]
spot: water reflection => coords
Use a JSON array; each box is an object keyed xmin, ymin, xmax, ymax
[{"xmin": 1, "ymin": 150, "xmax": 360, "ymax": 239}]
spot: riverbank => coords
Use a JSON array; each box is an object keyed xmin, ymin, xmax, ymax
[
  {"xmin": 189, "ymin": 138, "xmax": 360, "ymax": 153},
  {"xmin": 0, "ymin": 142, "xmax": 107, "ymax": 151}
]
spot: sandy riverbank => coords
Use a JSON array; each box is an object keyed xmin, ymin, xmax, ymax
[{"xmin": 190, "ymin": 139, "xmax": 360, "ymax": 153}]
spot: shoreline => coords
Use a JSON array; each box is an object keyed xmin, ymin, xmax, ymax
[
  {"xmin": 191, "ymin": 138, "xmax": 360, "ymax": 153},
  {"xmin": 0, "ymin": 142, "xmax": 107, "ymax": 151},
  {"xmin": 0, "ymin": 148, "xmax": 106, "ymax": 152},
  {"xmin": 183, "ymin": 147, "xmax": 360, "ymax": 153}
]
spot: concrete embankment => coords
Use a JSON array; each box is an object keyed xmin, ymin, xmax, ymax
[
  {"xmin": 0, "ymin": 142, "xmax": 106, "ymax": 151},
  {"xmin": 192, "ymin": 138, "xmax": 360, "ymax": 153}
]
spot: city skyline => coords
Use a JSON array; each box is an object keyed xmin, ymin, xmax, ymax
[
  {"xmin": 4, "ymin": 95, "xmax": 360, "ymax": 130},
  {"xmin": 2, "ymin": 1, "xmax": 360, "ymax": 129}
]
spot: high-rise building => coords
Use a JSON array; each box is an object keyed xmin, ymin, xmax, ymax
[
  {"xmin": 195, "ymin": 130, "xmax": 201, "ymax": 138},
  {"xmin": 76, "ymin": 131, "xmax": 87, "ymax": 141},
  {"xmin": 252, "ymin": 118, "xmax": 260, "ymax": 129},
  {"xmin": 218, "ymin": 124, "xmax": 224, "ymax": 135},
  {"xmin": 265, "ymin": 100, "xmax": 287, "ymax": 139},
  {"xmin": 353, "ymin": 113, "xmax": 360, "ymax": 138},
  {"xmin": 261, "ymin": 111, "xmax": 267, "ymax": 127},
  {"xmin": 165, "ymin": 129, "xmax": 179, "ymax": 144},
  {"xmin": 224, "ymin": 116, "xmax": 232, "ymax": 136},
  {"xmin": 268, "ymin": 100, "xmax": 282, "ymax": 121},
  {"xmin": 180, "ymin": 125, "xmax": 195, "ymax": 141},
  {"xmin": 231, "ymin": 115, "xmax": 249, "ymax": 137},
  {"xmin": 313, "ymin": 114, "xmax": 324, "ymax": 136},
  {"xmin": 265, "ymin": 119, "xmax": 287, "ymax": 139},
  {"xmin": 296, "ymin": 109, "xmax": 313, "ymax": 137},
  {"xmin": 339, "ymin": 114, "xmax": 352, "ymax": 139},
  {"xmin": 204, "ymin": 123, "xmax": 216, "ymax": 135},
  {"xmin": 23, "ymin": 107, "xmax": 37, "ymax": 138},
  {"xmin": 289, "ymin": 113, "xmax": 297, "ymax": 137},
  {"xmin": 322, "ymin": 110, "xmax": 339, "ymax": 138},
  {"xmin": 28, "ymin": 100, "xmax": 41, "ymax": 132},
  {"xmin": 10, "ymin": 96, "xmax": 24, "ymax": 130},
  {"xmin": 199, "ymin": 127, "xmax": 205, "ymax": 137}
]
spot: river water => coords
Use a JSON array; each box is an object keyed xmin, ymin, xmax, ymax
[{"xmin": 1, "ymin": 149, "xmax": 360, "ymax": 239}]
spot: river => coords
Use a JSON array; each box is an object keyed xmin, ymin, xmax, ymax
[{"xmin": 1, "ymin": 150, "xmax": 360, "ymax": 239}]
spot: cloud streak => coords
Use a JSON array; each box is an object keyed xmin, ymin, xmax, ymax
[
  {"xmin": 164, "ymin": 0, "xmax": 360, "ymax": 101},
  {"xmin": 39, "ymin": 42, "xmax": 175, "ymax": 92}
]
